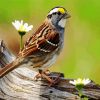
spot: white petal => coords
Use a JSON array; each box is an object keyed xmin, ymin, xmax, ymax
[
  {"xmin": 69, "ymin": 80, "xmax": 76, "ymax": 85},
  {"xmin": 24, "ymin": 23, "xmax": 28, "ymax": 29},
  {"xmin": 15, "ymin": 21, "xmax": 21, "ymax": 29},
  {"xmin": 12, "ymin": 22, "xmax": 19, "ymax": 30},
  {"xmin": 28, "ymin": 25, "xmax": 33, "ymax": 30},
  {"xmin": 26, "ymin": 25, "xmax": 33, "ymax": 32},
  {"xmin": 83, "ymin": 78, "xmax": 91, "ymax": 85},
  {"xmin": 21, "ymin": 20, "xmax": 23, "ymax": 25}
]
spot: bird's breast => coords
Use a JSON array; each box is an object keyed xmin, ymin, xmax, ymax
[{"xmin": 26, "ymin": 41, "xmax": 63, "ymax": 70}]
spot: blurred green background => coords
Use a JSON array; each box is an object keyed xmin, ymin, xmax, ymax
[{"xmin": 0, "ymin": 0, "xmax": 100, "ymax": 83}]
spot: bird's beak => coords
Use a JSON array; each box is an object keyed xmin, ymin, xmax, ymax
[
  {"xmin": 64, "ymin": 13, "xmax": 71, "ymax": 19},
  {"xmin": 66, "ymin": 13, "xmax": 71, "ymax": 18}
]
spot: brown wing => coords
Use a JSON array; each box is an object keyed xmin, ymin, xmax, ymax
[{"xmin": 19, "ymin": 22, "xmax": 59, "ymax": 58}]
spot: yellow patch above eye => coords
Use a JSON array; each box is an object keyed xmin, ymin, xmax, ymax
[{"xmin": 58, "ymin": 8, "xmax": 65, "ymax": 14}]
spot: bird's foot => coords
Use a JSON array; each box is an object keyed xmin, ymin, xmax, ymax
[
  {"xmin": 34, "ymin": 70, "xmax": 61, "ymax": 86},
  {"xmin": 43, "ymin": 69, "xmax": 50, "ymax": 75},
  {"xmin": 49, "ymin": 73, "xmax": 61, "ymax": 87},
  {"xmin": 34, "ymin": 69, "xmax": 43, "ymax": 80},
  {"xmin": 34, "ymin": 69, "xmax": 51, "ymax": 82}
]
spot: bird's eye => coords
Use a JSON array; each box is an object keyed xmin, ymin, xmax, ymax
[
  {"xmin": 47, "ymin": 14, "xmax": 52, "ymax": 18},
  {"xmin": 58, "ymin": 12, "xmax": 61, "ymax": 15},
  {"xmin": 53, "ymin": 12, "xmax": 57, "ymax": 15}
]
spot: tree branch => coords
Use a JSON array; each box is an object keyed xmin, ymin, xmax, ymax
[{"xmin": 0, "ymin": 40, "xmax": 100, "ymax": 100}]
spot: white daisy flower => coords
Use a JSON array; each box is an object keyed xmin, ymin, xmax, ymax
[
  {"xmin": 12, "ymin": 20, "xmax": 33, "ymax": 33},
  {"xmin": 69, "ymin": 78, "xmax": 91, "ymax": 86},
  {"xmin": 12, "ymin": 20, "xmax": 33, "ymax": 50},
  {"xmin": 70, "ymin": 78, "xmax": 91, "ymax": 98}
]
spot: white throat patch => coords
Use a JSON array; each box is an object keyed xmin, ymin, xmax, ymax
[{"xmin": 58, "ymin": 18, "xmax": 66, "ymax": 28}]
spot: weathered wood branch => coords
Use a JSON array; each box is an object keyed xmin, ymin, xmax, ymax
[{"xmin": 0, "ymin": 40, "xmax": 100, "ymax": 100}]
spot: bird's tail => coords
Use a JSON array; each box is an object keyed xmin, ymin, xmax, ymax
[
  {"xmin": 0, "ymin": 40, "xmax": 15, "ymax": 68},
  {"xmin": 0, "ymin": 40, "xmax": 17, "ymax": 78}
]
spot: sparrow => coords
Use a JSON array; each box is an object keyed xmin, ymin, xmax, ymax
[{"xmin": 0, "ymin": 7, "xmax": 70, "ymax": 83}]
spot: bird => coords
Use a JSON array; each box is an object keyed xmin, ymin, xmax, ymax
[{"xmin": 0, "ymin": 6, "xmax": 70, "ymax": 83}]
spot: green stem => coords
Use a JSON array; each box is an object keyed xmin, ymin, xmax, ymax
[
  {"xmin": 20, "ymin": 35, "xmax": 23, "ymax": 50},
  {"xmin": 79, "ymin": 90, "xmax": 88, "ymax": 100},
  {"xmin": 79, "ymin": 90, "xmax": 82, "ymax": 97}
]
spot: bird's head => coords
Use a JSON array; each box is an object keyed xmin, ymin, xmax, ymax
[{"xmin": 47, "ymin": 7, "xmax": 70, "ymax": 28}]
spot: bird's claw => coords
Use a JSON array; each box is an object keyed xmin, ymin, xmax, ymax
[{"xmin": 34, "ymin": 70, "xmax": 61, "ymax": 86}]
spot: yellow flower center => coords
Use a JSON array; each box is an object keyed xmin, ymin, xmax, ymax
[{"xmin": 19, "ymin": 25, "xmax": 26, "ymax": 32}]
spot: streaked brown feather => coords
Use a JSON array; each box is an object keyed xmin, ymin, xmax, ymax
[
  {"xmin": 24, "ymin": 22, "xmax": 47, "ymax": 47},
  {"xmin": 19, "ymin": 20, "xmax": 59, "ymax": 58}
]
